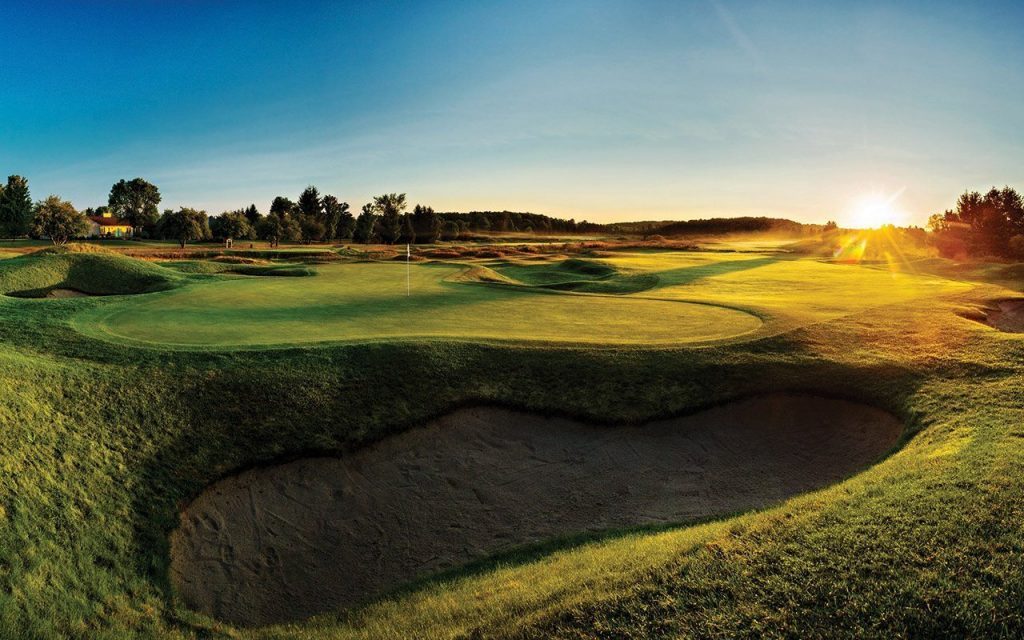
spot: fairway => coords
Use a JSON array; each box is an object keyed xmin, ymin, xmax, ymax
[
  {"xmin": 595, "ymin": 250, "xmax": 972, "ymax": 329},
  {"xmin": 73, "ymin": 252, "xmax": 973, "ymax": 349},
  {"xmin": 75, "ymin": 261, "xmax": 763, "ymax": 347}
]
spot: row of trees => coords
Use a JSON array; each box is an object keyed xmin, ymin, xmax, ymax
[
  {"xmin": 208, "ymin": 190, "xmax": 446, "ymax": 246},
  {"xmin": 20, "ymin": 196, "xmax": 216, "ymax": 248},
  {"xmin": 928, "ymin": 187, "xmax": 1024, "ymax": 259},
  {"xmin": 2, "ymin": 173, "xmax": 605, "ymax": 245}
]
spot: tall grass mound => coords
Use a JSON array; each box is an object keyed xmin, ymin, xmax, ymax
[
  {"xmin": 495, "ymin": 257, "xmax": 659, "ymax": 294},
  {"xmin": 447, "ymin": 264, "xmax": 520, "ymax": 285},
  {"xmin": 0, "ymin": 245, "xmax": 182, "ymax": 297},
  {"xmin": 160, "ymin": 259, "xmax": 315, "ymax": 277}
]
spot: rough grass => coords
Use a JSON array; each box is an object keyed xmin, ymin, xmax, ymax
[
  {"xmin": 0, "ymin": 247, "xmax": 1021, "ymax": 638},
  {"xmin": 0, "ymin": 246, "xmax": 182, "ymax": 297}
]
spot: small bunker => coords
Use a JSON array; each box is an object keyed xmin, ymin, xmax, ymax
[
  {"xmin": 981, "ymin": 299, "xmax": 1024, "ymax": 333},
  {"xmin": 170, "ymin": 393, "xmax": 902, "ymax": 626}
]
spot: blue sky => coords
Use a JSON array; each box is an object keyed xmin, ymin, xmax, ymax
[{"xmin": 1, "ymin": 1, "xmax": 1022, "ymax": 225}]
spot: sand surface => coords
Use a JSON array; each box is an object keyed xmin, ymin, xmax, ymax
[
  {"xmin": 46, "ymin": 288, "xmax": 89, "ymax": 298},
  {"xmin": 169, "ymin": 393, "xmax": 902, "ymax": 626},
  {"xmin": 986, "ymin": 299, "xmax": 1024, "ymax": 332}
]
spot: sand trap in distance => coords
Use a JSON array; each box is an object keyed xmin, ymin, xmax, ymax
[
  {"xmin": 984, "ymin": 299, "xmax": 1024, "ymax": 332},
  {"xmin": 170, "ymin": 393, "xmax": 902, "ymax": 626}
]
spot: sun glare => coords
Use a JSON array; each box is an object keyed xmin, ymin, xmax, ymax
[{"xmin": 847, "ymin": 190, "xmax": 907, "ymax": 229}]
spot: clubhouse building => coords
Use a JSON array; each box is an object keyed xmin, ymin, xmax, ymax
[{"xmin": 86, "ymin": 211, "xmax": 133, "ymax": 238}]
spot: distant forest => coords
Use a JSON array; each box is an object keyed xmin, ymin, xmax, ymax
[
  {"xmin": 606, "ymin": 216, "xmax": 826, "ymax": 237},
  {"xmin": 436, "ymin": 211, "xmax": 604, "ymax": 235}
]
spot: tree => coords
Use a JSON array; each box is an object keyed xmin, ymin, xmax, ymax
[
  {"xmin": 108, "ymin": 178, "xmax": 161, "ymax": 235},
  {"xmin": 929, "ymin": 186, "xmax": 1024, "ymax": 258},
  {"xmin": 256, "ymin": 211, "xmax": 301, "ymax": 247},
  {"xmin": 0, "ymin": 175, "xmax": 33, "ymax": 238},
  {"xmin": 322, "ymin": 195, "xmax": 349, "ymax": 240},
  {"xmin": 269, "ymin": 196, "xmax": 297, "ymax": 218},
  {"xmin": 469, "ymin": 211, "xmax": 490, "ymax": 231},
  {"xmin": 373, "ymin": 193, "xmax": 406, "ymax": 244},
  {"xmin": 295, "ymin": 187, "xmax": 325, "ymax": 244},
  {"xmin": 335, "ymin": 201, "xmax": 356, "ymax": 240},
  {"xmin": 299, "ymin": 215, "xmax": 326, "ymax": 244},
  {"xmin": 1009, "ymin": 235, "xmax": 1024, "ymax": 259},
  {"xmin": 353, "ymin": 203, "xmax": 377, "ymax": 243},
  {"xmin": 242, "ymin": 204, "xmax": 261, "ymax": 226},
  {"xmin": 411, "ymin": 204, "xmax": 441, "ymax": 244},
  {"xmin": 214, "ymin": 211, "xmax": 254, "ymax": 242},
  {"xmin": 399, "ymin": 213, "xmax": 416, "ymax": 244},
  {"xmin": 156, "ymin": 207, "xmax": 211, "ymax": 248},
  {"xmin": 297, "ymin": 186, "xmax": 322, "ymax": 220},
  {"xmin": 31, "ymin": 196, "xmax": 88, "ymax": 245},
  {"xmin": 440, "ymin": 220, "xmax": 460, "ymax": 241},
  {"xmin": 83, "ymin": 205, "xmax": 111, "ymax": 217}
]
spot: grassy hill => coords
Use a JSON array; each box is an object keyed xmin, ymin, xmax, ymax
[{"xmin": 0, "ymin": 245, "xmax": 182, "ymax": 297}]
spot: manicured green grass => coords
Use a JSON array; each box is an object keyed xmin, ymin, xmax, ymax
[
  {"xmin": 598, "ymin": 250, "xmax": 971, "ymax": 333},
  {"xmin": 0, "ymin": 243, "xmax": 1021, "ymax": 639},
  {"xmin": 74, "ymin": 261, "xmax": 763, "ymax": 348},
  {"xmin": 72, "ymin": 251, "xmax": 968, "ymax": 349}
]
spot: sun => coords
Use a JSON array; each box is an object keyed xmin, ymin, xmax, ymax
[{"xmin": 846, "ymin": 190, "xmax": 907, "ymax": 229}]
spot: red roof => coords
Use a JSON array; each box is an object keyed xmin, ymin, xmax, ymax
[{"xmin": 89, "ymin": 216, "xmax": 130, "ymax": 226}]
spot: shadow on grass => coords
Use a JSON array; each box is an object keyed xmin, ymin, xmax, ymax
[{"xmin": 648, "ymin": 255, "xmax": 783, "ymax": 290}]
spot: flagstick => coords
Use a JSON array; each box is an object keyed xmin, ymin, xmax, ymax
[{"xmin": 406, "ymin": 243, "xmax": 410, "ymax": 297}]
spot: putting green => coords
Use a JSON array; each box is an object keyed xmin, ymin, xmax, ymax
[{"xmin": 74, "ymin": 262, "xmax": 762, "ymax": 348}]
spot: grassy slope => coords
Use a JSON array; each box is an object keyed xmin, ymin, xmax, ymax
[
  {"xmin": 0, "ymin": 249, "xmax": 1020, "ymax": 638},
  {"xmin": 494, "ymin": 258, "xmax": 659, "ymax": 294},
  {"xmin": 158, "ymin": 260, "xmax": 315, "ymax": 277},
  {"xmin": 0, "ymin": 247, "xmax": 182, "ymax": 297}
]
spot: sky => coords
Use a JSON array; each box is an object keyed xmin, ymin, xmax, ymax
[{"xmin": 1, "ymin": 0, "xmax": 1022, "ymax": 226}]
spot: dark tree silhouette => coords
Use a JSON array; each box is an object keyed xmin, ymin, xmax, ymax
[
  {"xmin": 353, "ymin": 203, "xmax": 377, "ymax": 244},
  {"xmin": 412, "ymin": 204, "xmax": 441, "ymax": 244},
  {"xmin": 373, "ymin": 193, "xmax": 406, "ymax": 244},
  {"xmin": 0, "ymin": 175, "xmax": 32, "ymax": 238},
  {"xmin": 929, "ymin": 186, "xmax": 1024, "ymax": 258}
]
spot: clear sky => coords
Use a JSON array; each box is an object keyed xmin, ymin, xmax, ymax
[{"xmin": 1, "ymin": 1, "xmax": 1022, "ymax": 225}]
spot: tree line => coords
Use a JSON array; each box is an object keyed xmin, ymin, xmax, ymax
[
  {"xmin": 0, "ymin": 174, "xmax": 602, "ymax": 246},
  {"xmin": 607, "ymin": 216, "xmax": 827, "ymax": 237},
  {"xmin": 928, "ymin": 186, "xmax": 1024, "ymax": 259}
]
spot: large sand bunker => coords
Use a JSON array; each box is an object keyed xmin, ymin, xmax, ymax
[
  {"xmin": 983, "ymin": 299, "xmax": 1024, "ymax": 332},
  {"xmin": 170, "ymin": 393, "xmax": 902, "ymax": 626}
]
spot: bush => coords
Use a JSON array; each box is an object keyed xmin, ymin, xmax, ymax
[{"xmin": 1009, "ymin": 235, "xmax": 1024, "ymax": 259}]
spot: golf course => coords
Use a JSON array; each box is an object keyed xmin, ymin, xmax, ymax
[
  {"xmin": 6, "ymin": 1, "xmax": 1024, "ymax": 635},
  {"xmin": 0, "ymin": 238, "xmax": 1022, "ymax": 638}
]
